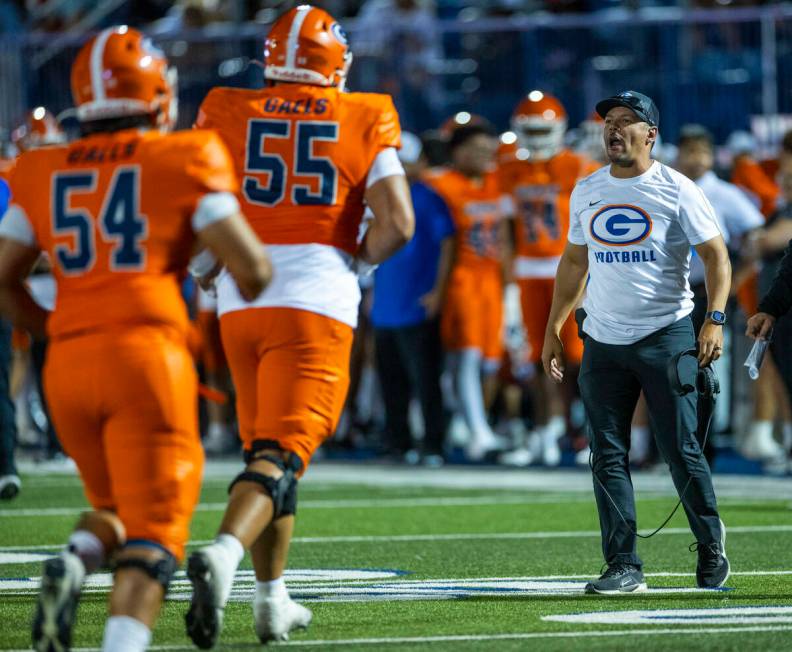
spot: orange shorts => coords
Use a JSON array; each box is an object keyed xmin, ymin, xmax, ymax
[
  {"xmin": 44, "ymin": 326, "xmax": 203, "ymax": 560},
  {"xmin": 518, "ymin": 277, "xmax": 583, "ymax": 364},
  {"xmin": 219, "ymin": 307, "xmax": 354, "ymax": 473},
  {"xmin": 441, "ymin": 266, "xmax": 503, "ymax": 363}
]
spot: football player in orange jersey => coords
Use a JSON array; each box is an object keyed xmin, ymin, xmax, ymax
[
  {"xmin": 11, "ymin": 106, "xmax": 67, "ymax": 152},
  {"xmin": 498, "ymin": 91, "xmax": 598, "ymax": 466},
  {"xmin": 186, "ymin": 5, "xmax": 413, "ymax": 646},
  {"xmin": 424, "ymin": 122, "xmax": 510, "ymax": 461},
  {"xmin": 0, "ymin": 26, "xmax": 271, "ymax": 652}
]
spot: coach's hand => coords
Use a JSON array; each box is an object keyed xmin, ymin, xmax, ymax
[
  {"xmin": 746, "ymin": 312, "xmax": 776, "ymax": 341},
  {"xmin": 542, "ymin": 333, "xmax": 566, "ymax": 383},
  {"xmin": 697, "ymin": 321, "xmax": 724, "ymax": 367}
]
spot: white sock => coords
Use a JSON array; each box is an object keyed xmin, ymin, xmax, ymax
[
  {"xmin": 545, "ymin": 415, "xmax": 566, "ymax": 440},
  {"xmin": 457, "ymin": 348, "xmax": 495, "ymax": 442},
  {"xmin": 101, "ymin": 616, "xmax": 151, "ymax": 652},
  {"xmin": 67, "ymin": 530, "xmax": 104, "ymax": 574},
  {"xmin": 215, "ymin": 533, "xmax": 244, "ymax": 567},
  {"xmin": 256, "ymin": 576, "xmax": 288, "ymax": 600}
]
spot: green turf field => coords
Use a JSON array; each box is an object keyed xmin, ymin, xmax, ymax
[{"xmin": 1, "ymin": 462, "xmax": 791, "ymax": 651}]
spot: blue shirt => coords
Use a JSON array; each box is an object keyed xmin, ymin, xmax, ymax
[
  {"xmin": 371, "ymin": 181, "xmax": 456, "ymax": 328},
  {"xmin": 0, "ymin": 179, "xmax": 9, "ymax": 218}
]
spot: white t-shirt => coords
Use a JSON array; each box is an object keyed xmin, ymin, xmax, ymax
[
  {"xmin": 216, "ymin": 147, "xmax": 405, "ymax": 328},
  {"xmin": 568, "ymin": 161, "xmax": 722, "ymax": 345},
  {"xmin": 687, "ymin": 170, "xmax": 764, "ymax": 285}
]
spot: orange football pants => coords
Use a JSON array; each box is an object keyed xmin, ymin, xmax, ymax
[
  {"xmin": 441, "ymin": 265, "xmax": 504, "ymax": 363},
  {"xmin": 219, "ymin": 307, "xmax": 354, "ymax": 473},
  {"xmin": 518, "ymin": 277, "xmax": 583, "ymax": 364},
  {"xmin": 44, "ymin": 326, "xmax": 203, "ymax": 560}
]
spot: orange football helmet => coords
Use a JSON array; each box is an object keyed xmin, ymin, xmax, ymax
[
  {"xmin": 11, "ymin": 107, "xmax": 66, "ymax": 152},
  {"xmin": 264, "ymin": 5, "xmax": 352, "ymax": 89},
  {"xmin": 71, "ymin": 26, "xmax": 177, "ymax": 128},
  {"xmin": 511, "ymin": 91, "xmax": 567, "ymax": 161}
]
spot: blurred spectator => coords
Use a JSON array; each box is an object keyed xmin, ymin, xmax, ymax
[
  {"xmin": 353, "ymin": 0, "xmax": 442, "ymax": 130},
  {"xmin": 744, "ymin": 154, "xmax": 792, "ymax": 460},
  {"xmin": 371, "ymin": 132, "xmax": 454, "ymax": 465},
  {"xmin": 0, "ymin": 171, "xmax": 19, "ymax": 499},
  {"xmin": 676, "ymin": 124, "xmax": 765, "ymax": 463},
  {"xmin": 676, "ymin": 125, "xmax": 764, "ymax": 332}
]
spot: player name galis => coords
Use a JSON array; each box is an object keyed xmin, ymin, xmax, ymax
[
  {"xmin": 261, "ymin": 97, "xmax": 329, "ymax": 115},
  {"xmin": 593, "ymin": 250, "xmax": 657, "ymax": 264}
]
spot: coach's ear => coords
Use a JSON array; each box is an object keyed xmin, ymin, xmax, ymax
[{"xmin": 647, "ymin": 125, "xmax": 658, "ymax": 149}]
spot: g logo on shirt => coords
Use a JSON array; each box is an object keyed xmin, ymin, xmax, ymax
[{"xmin": 589, "ymin": 204, "xmax": 652, "ymax": 246}]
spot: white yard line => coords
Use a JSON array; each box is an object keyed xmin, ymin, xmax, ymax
[
  {"xmin": 5, "ymin": 624, "xmax": 792, "ymax": 651},
  {"xmin": 0, "ymin": 493, "xmax": 591, "ymax": 518}
]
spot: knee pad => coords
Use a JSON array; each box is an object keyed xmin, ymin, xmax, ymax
[
  {"xmin": 113, "ymin": 541, "xmax": 178, "ymax": 590},
  {"xmin": 229, "ymin": 447, "xmax": 302, "ymax": 518}
]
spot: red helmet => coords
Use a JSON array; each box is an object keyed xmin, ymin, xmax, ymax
[
  {"xmin": 511, "ymin": 91, "xmax": 567, "ymax": 160},
  {"xmin": 264, "ymin": 5, "xmax": 352, "ymax": 89},
  {"xmin": 11, "ymin": 107, "xmax": 66, "ymax": 152},
  {"xmin": 71, "ymin": 26, "xmax": 177, "ymax": 127}
]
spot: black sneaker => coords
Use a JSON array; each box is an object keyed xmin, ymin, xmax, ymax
[
  {"xmin": 693, "ymin": 519, "xmax": 730, "ymax": 589},
  {"xmin": 584, "ymin": 563, "xmax": 647, "ymax": 595}
]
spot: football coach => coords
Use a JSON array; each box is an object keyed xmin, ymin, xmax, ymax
[{"xmin": 541, "ymin": 91, "xmax": 731, "ymax": 594}]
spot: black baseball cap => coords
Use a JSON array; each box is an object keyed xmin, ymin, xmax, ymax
[{"xmin": 596, "ymin": 91, "xmax": 659, "ymax": 127}]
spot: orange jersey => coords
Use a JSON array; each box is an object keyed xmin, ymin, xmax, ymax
[
  {"xmin": 423, "ymin": 168, "xmax": 505, "ymax": 272},
  {"xmin": 8, "ymin": 128, "xmax": 237, "ymax": 340},
  {"xmin": 499, "ymin": 150, "xmax": 597, "ymax": 258},
  {"xmin": 731, "ymin": 155, "xmax": 778, "ymax": 219},
  {"xmin": 196, "ymin": 85, "xmax": 401, "ymax": 255}
]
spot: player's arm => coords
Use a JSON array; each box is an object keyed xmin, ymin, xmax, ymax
[
  {"xmin": 0, "ymin": 238, "xmax": 47, "ymax": 340},
  {"xmin": 360, "ymin": 147, "xmax": 415, "ymax": 264},
  {"xmin": 541, "ymin": 241, "xmax": 589, "ymax": 383},
  {"xmin": 695, "ymin": 235, "xmax": 731, "ymax": 365},
  {"xmin": 191, "ymin": 192, "xmax": 272, "ymax": 301},
  {"xmin": 196, "ymin": 212, "xmax": 272, "ymax": 302}
]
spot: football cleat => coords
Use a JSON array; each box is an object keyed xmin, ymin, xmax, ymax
[
  {"xmin": 254, "ymin": 594, "xmax": 312, "ymax": 643},
  {"xmin": 0, "ymin": 474, "xmax": 21, "ymax": 500},
  {"xmin": 32, "ymin": 552, "xmax": 85, "ymax": 652},
  {"xmin": 185, "ymin": 545, "xmax": 237, "ymax": 649}
]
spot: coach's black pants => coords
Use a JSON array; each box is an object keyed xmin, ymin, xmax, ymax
[
  {"xmin": 0, "ymin": 320, "xmax": 18, "ymax": 476},
  {"xmin": 374, "ymin": 319, "xmax": 447, "ymax": 456},
  {"xmin": 578, "ymin": 315, "xmax": 721, "ymax": 569}
]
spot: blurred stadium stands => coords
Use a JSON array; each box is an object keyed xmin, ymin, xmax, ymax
[{"xmin": 1, "ymin": 3, "xmax": 792, "ymax": 147}]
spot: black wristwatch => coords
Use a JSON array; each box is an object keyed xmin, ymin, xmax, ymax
[{"xmin": 705, "ymin": 310, "xmax": 726, "ymax": 325}]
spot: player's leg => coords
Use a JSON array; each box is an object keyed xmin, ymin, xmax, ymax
[
  {"xmin": 245, "ymin": 309, "xmax": 351, "ymax": 642},
  {"xmin": 33, "ymin": 338, "xmax": 125, "ymax": 651},
  {"xmin": 101, "ymin": 328, "xmax": 203, "ymax": 651}
]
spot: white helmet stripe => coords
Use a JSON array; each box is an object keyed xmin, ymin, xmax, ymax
[
  {"xmin": 90, "ymin": 27, "xmax": 116, "ymax": 103},
  {"xmin": 285, "ymin": 5, "xmax": 311, "ymax": 69}
]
